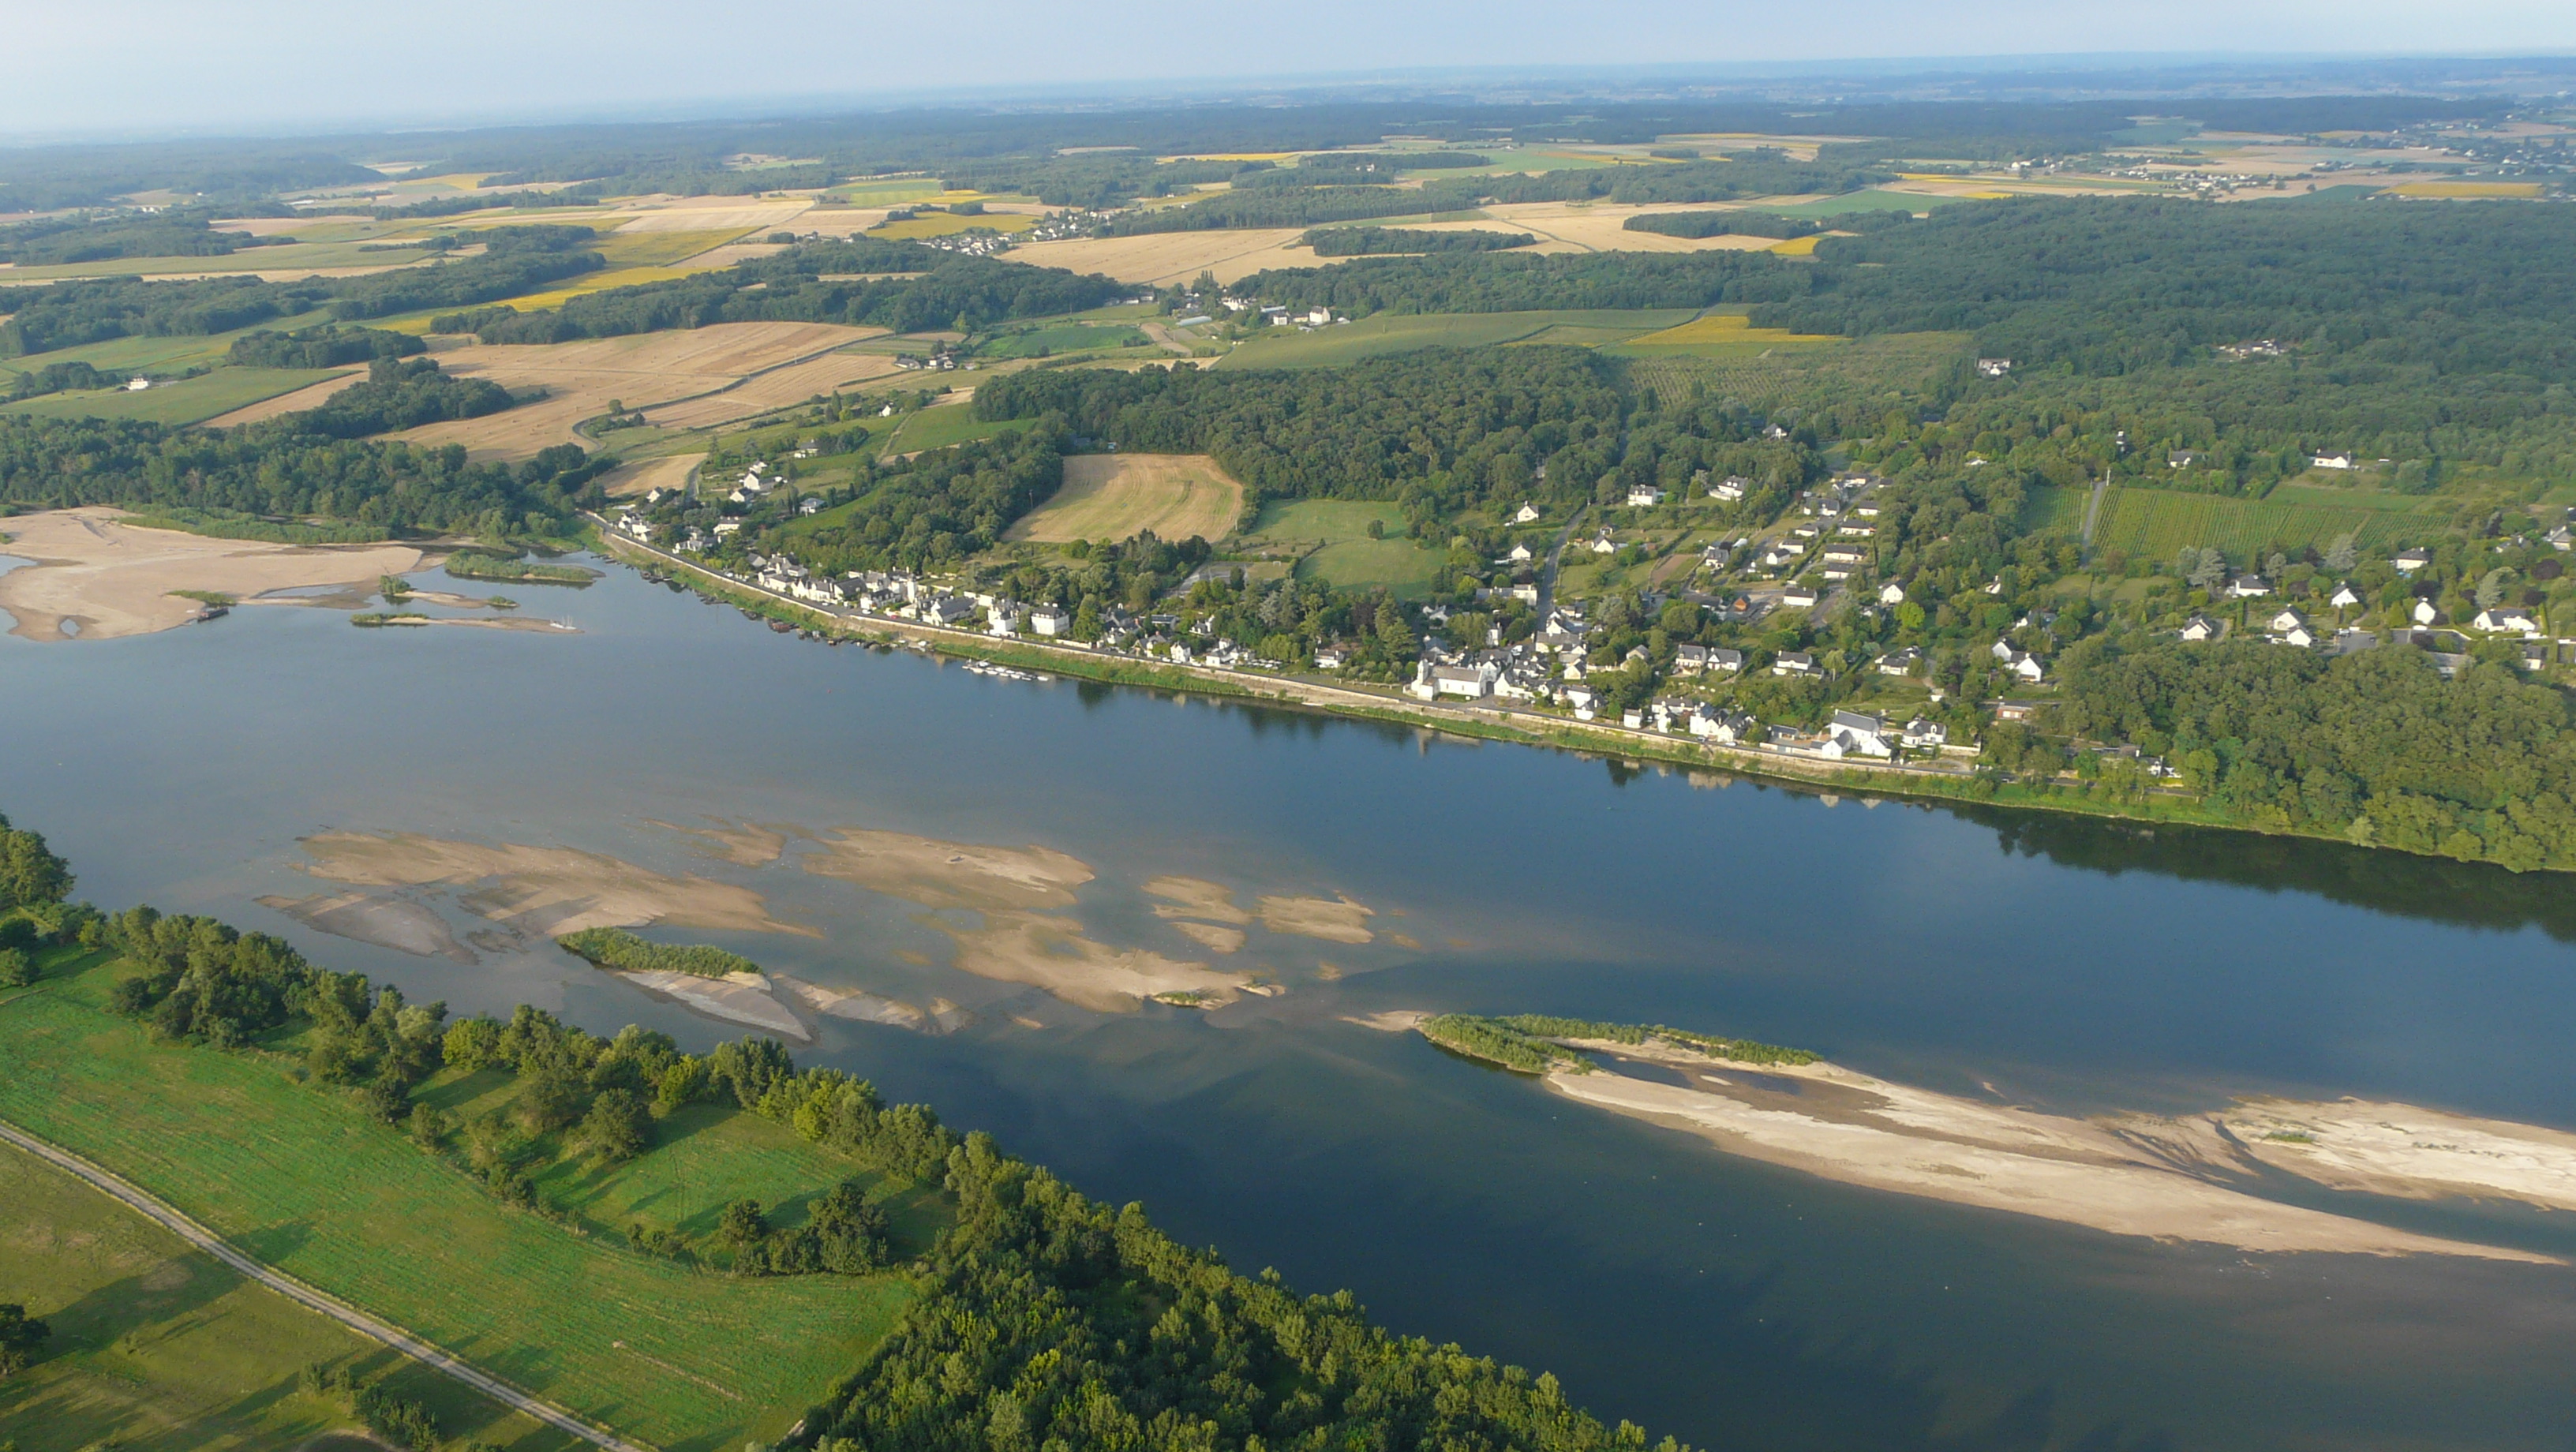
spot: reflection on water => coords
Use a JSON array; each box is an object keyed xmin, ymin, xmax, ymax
[{"xmin": 3, "ymin": 560, "xmax": 2574, "ymax": 1450}]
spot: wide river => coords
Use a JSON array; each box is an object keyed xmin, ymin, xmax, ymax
[{"xmin": 6, "ymin": 556, "xmax": 2575, "ymax": 1450}]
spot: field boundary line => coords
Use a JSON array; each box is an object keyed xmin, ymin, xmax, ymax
[{"xmin": 0, "ymin": 1114, "xmax": 654, "ymax": 1452}]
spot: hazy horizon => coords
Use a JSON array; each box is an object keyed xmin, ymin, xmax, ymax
[{"xmin": 9, "ymin": 0, "xmax": 2575, "ymax": 141}]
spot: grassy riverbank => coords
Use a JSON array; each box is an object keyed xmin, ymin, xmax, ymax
[{"xmin": 0, "ymin": 949, "xmax": 915, "ymax": 1450}]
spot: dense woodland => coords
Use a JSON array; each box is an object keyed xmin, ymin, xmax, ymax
[
  {"xmin": 1621, "ymin": 211, "xmax": 1818, "ymax": 240},
  {"xmin": 0, "ymin": 208, "xmax": 291, "ymax": 266},
  {"xmin": 446, "ymin": 240, "xmax": 1121, "ymax": 344},
  {"xmin": 286, "ymin": 356, "xmax": 516, "ymax": 439},
  {"xmin": 1233, "ymin": 249, "xmax": 1806, "ymax": 317},
  {"xmin": 769, "ymin": 426, "xmax": 1069, "ymax": 573},
  {"xmin": 1301, "ymin": 226, "xmax": 1536, "ymax": 256},
  {"xmin": 225, "ymin": 324, "xmax": 425, "ymax": 369}
]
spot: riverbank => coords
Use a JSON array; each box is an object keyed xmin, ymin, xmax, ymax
[{"xmin": 594, "ymin": 528, "xmax": 2454, "ymax": 873}]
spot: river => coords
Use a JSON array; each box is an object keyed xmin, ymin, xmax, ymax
[{"xmin": 5, "ymin": 556, "xmax": 2573, "ymax": 1450}]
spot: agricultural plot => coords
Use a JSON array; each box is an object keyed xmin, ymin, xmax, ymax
[
  {"xmin": 596, "ymin": 451, "xmax": 705, "ymax": 498},
  {"xmin": 2089, "ymin": 485, "xmax": 2437, "ymax": 560},
  {"xmin": 0, "ymin": 240, "xmax": 443, "ymax": 282},
  {"xmin": 0, "ymin": 310, "xmax": 335, "ymax": 380},
  {"xmin": 642, "ymin": 348, "xmax": 906, "ymax": 431},
  {"xmin": 0, "ymin": 367, "xmax": 346, "ymax": 426},
  {"xmin": 1608, "ymin": 311, "xmax": 1843, "ymax": 358},
  {"xmin": 871, "ymin": 213, "xmax": 1036, "ymax": 241},
  {"xmin": 1762, "ymin": 189, "xmax": 1960, "ymax": 219},
  {"xmin": 398, "ymin": 321, "xmax": 883, "ymax": 458},
  {"xmin": 1007, "ymin": 228, "xmax": 1315, "ymax": 286},
  {"xmin": 202, "ymin": 367, "xmax": 371, "ymax": 427},
  {"xmin": 1237, "ymin": 500, "xmax": 1442, "ymax": 597},
  {"xmin": 1006, "ymin": 454, "xmax": 1246, "ymax": 543},
  {"xmin": 1219, "ymin": 308, "xmax": 1694, "ymax": 369},
  {"xmin": 882, "ymin": 399, "xmax": 1030, "ymax": 456},
  {"xmin": 0, "ymin": 1138, "xmax": 575, "ymax": 1452},
  {"xmin": 1625, "ymin": 331, "xmax": 1974, "ymax": 410},
  {"xmin": 0, "ymin": 955, "xmax": 915, "ymax": 1450},
  {"xmin": 1298, "ymin": 537, "xmax": 1443, "ymax": 597},
  {"xmin": 976, "ymin": 321, "xmax": 1150, "ymax": 359}
]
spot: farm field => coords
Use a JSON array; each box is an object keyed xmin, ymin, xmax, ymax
[
  {"xmin": 0, "ymin": 367, "xmax": 346, "ymax": 426},
  {"xmin": 1761, "ymin": 189, "xmax": 1960, "ymax": 219},
  {"xmin": 1608, "ymin": 311, "xmax": 1844, "ymax": 357},
  {"xmin": 883, "ymin": 397, "xmax": 1030, "ymax": 455},
  {"xmin": 1006, "ymin": 454, "xmax": 1245, "ymax": 543},
  {"xmin": 977, "ymin": 321, "xmax": 1151, "ymax": 359},
  {"xmin": 1234, "ymin": 499, "xmax": 1442, "ymax": 596},
  {"xmin": 0, "ymin": 1136, "xmax": 575, "ymax": 1452},
  {"xmin": 1298, "ymin": 537, "xmax": 1443, "ymax": 597},
  {"xmin": 1008, "ymin": 228, "xmax": 1316, "ymax": 286},
  {"xmin": 398, "ymin": 321, "xmax": 884, "ymax": 458},
  {"xmin": 1220, "ymin": 308, "xmax": 1695, "ymax": 369},
  {"xmin": 0, "ymin": 240, "xmax": 442, "ymax": 282},
  {"xmin": 2088, "ymin": 484, "xmax": 2440, "ymax": 559},
  {"xmin": 0, "ymin": 309, "xmax": 338, "ymax": 380},
  {"xmin": 642, "ymin": 348, "xmax": 906, "ymax": 431},
  {"xmin": 1625, "ymin": 331, "xmax": 1974, "ymax": 410},
  {"xmin": 871, "ymin": 212, "xmax": 1036, "ymax": 241},
  {"xmin": 597, "ymin": 451, "xmax": 704, "ymax": 498},
  {"xmin": 0, "ymin": 952, "xmax": 915, "ymax": 1452},
  {"xmin": 201, "ymin": 367, "xmax": 371, "ymax": 427}
]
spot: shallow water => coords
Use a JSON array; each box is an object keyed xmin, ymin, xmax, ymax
[{"xmin": 6, "ymin": 557, "xmax": 2575, "ymax": 1450}]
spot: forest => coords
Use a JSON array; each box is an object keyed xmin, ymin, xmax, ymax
[
  {"xmin": 444, "ymin": 240, "xmax": 1121, "ymax": 345},
  {"xmin": 0, "ymin": 412, "xmax": 604, "ymax": 535},
  {"xmin": 0, "ymin": 208, "xmax": 293, "ymax": 265},
  {"xmin": 1621, "ymin": 211, "xmax": 1818, "ymax": 240},
  {"xmin": 1301, "ymin": 226, "xmax": 1537, "ymax": 256},
  {"xmin": 1234, "ymin": 249, "xmax": 1807, "ymax": 318},
  {"xmin": 226, "ymin": 324, "xmax": 425, "ymax": 369},
  {"xmin": 767, "ymin": 425, "xmax": 1070, "ymax": 574},
  {"xmin": 286, "ymin": 356, "xmax": 517, "ymax": 440}
]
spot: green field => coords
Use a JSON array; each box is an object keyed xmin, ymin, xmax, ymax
[
  {"xmin": 0, "ymin": 1138, "xmax": 577, "ymax": 1452},
  {"xmin": 2020, "ymin": 484, "xmax": 2093, "ymax": 535},
  {"xmin": 1764, "ymin": 189, "xmax": 1966, "ymax": 220},
  {"xmin": 0, "ymin": 240, "xmax": 441, "ymax": 281},
  {"xmin": 886, "ymin": 402, "xmax": 1031, "ymax": 455},
  {"xmin": 0, "ymin": 367, "xmax": 344, "ymax": 425},
  {"xmin": 0, "ymin": 952, "xmax": 915, "ymax": 1452},
  {"xmin": 1242, "ymin": 499, "xmax": 1406, "ymax": 544},
  {"xmin": 1299, "ymin": 537, "xmax": 1443, "ymax": 596},
  {"xmin": 2089, "ymin": 484, "xmax": 2439, "ymax": 559},
  {"xmin": 975, "ymin": 321, "xmax": 1150, "ymax": 359},
  {"xmin": 0, "ymin": 309, "xmax": 339, "ymax": 380},
  {"xmin": 1219, "ymin": 309, "xmax": 1696, "ymax": 369},
  {"xmin": 1625, "ymin": 331, "xmax": 1974, "ymax": 411}
]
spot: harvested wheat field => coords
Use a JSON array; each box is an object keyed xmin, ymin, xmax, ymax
[
  {"xmin": 1007, "ymin": 454, "xmax": 1245, "ymax": 544},
  {"xmin": 608, "ymin": 197, "xmax": 816, "ymax": 234},
  {"xmin": 202, "ymin": 366, "xmax": 369, "ymax": 426},
  {"xmin": 1460, "ymin": 203, "xmax": 1804, "ymax": 253},
  {"xmin": 1009, "ymin": 229, "xmax": 1316, "ymax": 286},
  {"xmin": 395, "ymin": 321, "xmax": 882, "ymax": 458},
  {"xmin": 644, "ymin": 349, "xmax": 907, "ymax": 430},
  {"xmin": 598, "ymin": 453, "xmax": 706, "ymax": 498}
]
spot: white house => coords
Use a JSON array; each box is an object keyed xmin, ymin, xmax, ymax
[
  {"xmin": 1513, "ymin": 502, "xmax": 1541, "ymax": 523},
  {"xmin": 2227, "ymin": 575, "xmax": 2271, "ymax": 598},
  {"xmin": 2413, "ymin": 597, "xmax": 2440, "ymax": 627},
  {"xmin": 1780, "ymin": 586, "xmax": 1818, "ymax": 609},
  {"xmin": 2394, "ymin": 548, "xmax": 2433, "ymax": 573},
  {"xmin": 1028, "ymin": 604, "xmax": 1071, "ymax": 638},
  {"xmin": 1877, "ymin": 646, "xmax": 1924, "ymax": 676},
  {"xmin": 2279, "ymin": 622, "xmax": 2320, "ymax": 648},
  {"xmin": 2312, "ymin": 452, "xmax": 2356, "ymax": 470},
  {"xmin": 1712, "ymin": 476, "xmax": 1748, "ymax": 501},
  {"xmin": 1708, "ymin": 647, "xmax": 1744, "ymax": 674},
  {"xmin": 1687, "ymin": 706, "xmax": 1756, "ymax": 746},
  {"xmin": 1626, "ymin": 485, "xmax": 1665, "ymax": 508},
  {"xmin": 1976, "ymin": 357, "xmax": 2013, "ymax": 377},
  {"xmin": 2267, "ymin": 608, "xmax": 2308, "ymax": 634},
  {"xmin": 2329, "ymin": 581, "xmax": 2364, "ymax": 609},
  {"xmin": 1773, "ymin": 651, "xmax": 1818, "ymax": 676},
  {"xmin": 2180, "ymin": 613, "xmax": 2220, "ymax": 642},
  {"xmin": 1878, "ymin": 582, "xmax": 1907, "ymax": 605},
  {"xmin": 1506, "ymin": 541, "xmax": 1536, "ymax": 563},
  {"xmin": 1410, "ymin": 661, "xmax": 1497, "ymax": 701},
  {"xmin": 2473, "ymin": 607, "xmax": 2541, "ymax": 636},
  {"xmin": 1821, "ymin": 710, "xmax": 1894, "ymax": 759},
  {"xmin": 1590, "ymin": 530, "xmax": 1618, "ymax": 555},
  {"xmin": 1676, "ymin": 643, "xmax": 1712, "ymax": 672},
  {"xmin": 1900, "ymin": 717, "xmax": 1948, "ymax": 750}
]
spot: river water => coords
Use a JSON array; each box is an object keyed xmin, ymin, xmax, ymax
[{"xmin": 6, "ymin": 559, "xmax": 2574, "ymax": 1450}]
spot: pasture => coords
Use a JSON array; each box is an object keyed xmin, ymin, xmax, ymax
[
  {"xmin": 1237, "ymin": 500, "xmax": 1443, "ymax": 597},
  {"xmin": 1219, "ymin": 308, "xmax": 1694, "ymax": 369},
  {"xmin": 1625, "ymin": 331, "xmax": 1973, "ymax": 410},
  {"xmin": 976, "ymin": 321, "xmax": 1151, "ymax": 359},
  {"xmin": 0, "ymin": 952, "xmax": 916, "ymax": 1452},
  {"xmin": 398, "ymin": 321, "xmax": 884, "ymax": 458},
  {"xmin": 2088, "ymin": 485, "xmax": 2439, "ymax": 560},
  {"xmin": 202, "ymin": 368, "xmax": 372, "ymax": 427},
  {"xmin": 0, "ymin": 367, "xmax": 346, "ymax": 426},
  {"xmin": 0, "ymin": 309, "xmax": 336, "ymax": 378},
  {"xmin": 870, "ymin": 212, "xmax": 1036, "ymax": 241},
  {"xmin": 882, "ymin": 398, "xmax": 1030, "ymax": 455},
  {"xmin": 0, "ymin": 1136, "xmax": 575, "ymax": 1452},
  {"xmin": 1007, "ymin": 454, "xmax": 1246, "ymax": 543}
]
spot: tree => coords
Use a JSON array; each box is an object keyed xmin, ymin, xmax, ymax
[
  {"xmin": 0, "ymin": 816, "xmax": 71, "ymax": 911},
  {"xmin": 718, "ymin": 1198, "xmax": 769, "ymax": 1246},
  {"xmin": 0, "ymin": 949, "xmax": 31, "ymax": 990},
  {"xmin": 579, "ymin": 1088, "xmax": 651, "ymax": 1164},
  {"xmin": 0, "ymin": 1303, "xmax": 48, "ymax": 1377}
]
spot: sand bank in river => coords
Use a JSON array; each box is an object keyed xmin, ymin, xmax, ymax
[
  {"xmin": 290, "ymin": 831, "xmax": 813, "ymax": 939},
  {"xmin": 1258, "ymin": 895, "xmax": 1375, "ymax": 944},
  {"xmin": 774, "ymin": 976, "xmax": 972, "ymax": 1035},
  {"xmin": 0, "ymin": 507, "xmax": 425, "ymax": 641},
  {"xmin": 1529, "ymin": 1037, "xmax": 2563, "ymax": 1261},
  {"xmin": 257, "ymin": 890, "xmax": 474, "ymax": 964},
  {"xmin": 800, "ymin": 829, "xmax": 1092, "ymax": 911},
  {"xmin": 1145, "ymin": 876, "xmax": 1253, "ymax": 924},
  {"xmin": 938, "ymin": 911, "xmax": 1249, "ymax": 1014},
  {"xmin": 649, "ymin": 818, "xmax": 789, "ymax": 866},
  {"xmin": 620, "ymin": 969, "xmax": 809, "ymax": 1041}
]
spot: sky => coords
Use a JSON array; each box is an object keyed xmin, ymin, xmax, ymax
[{"xmin": 6, "ymin": 0, "xmax": 2574, "ymax": 137}]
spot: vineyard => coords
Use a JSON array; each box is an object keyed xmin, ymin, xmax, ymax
[
  {"xmin": 1624, "ymin": 331, "xmax": 1971, "ymax": 431},
  {"xmin": 2089, "ymin": 485, "xmax": 2438, "ymax": 561}
]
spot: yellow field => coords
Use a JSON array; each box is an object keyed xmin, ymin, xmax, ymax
[
  {"xmin": 644, "ymin": 350, "xmax": 906, "ymax": 429},
  {"xmin": 598, "ymin": 452, "xmax": 705, "ymax": 498},
  {"xmin": 1005, "ymin": 454, "xmax": 1246, "ymax": 544},
  {"xmin": 1621, "ymin": 313, "xmax": 1841, "ymax": 348},
  {"xmin": 1767, "ymin": 235, "xmax": 1822, "ymax": 255},
  {"xmin": 498, "ymin": 265, "xmax": 701, "ymax": 312},
  {"xmin": 871, "ymin": 212, "xmax": 1037, "ymax": 241},
  {"xmin": 593, "ymin": 227, "xmax": 755, "ymax": 266},
  {"xmin": 1008, "ymin": 229, "xmax": 1316, "ymax": 286},
  {"xmin": 395, "ymin": 321, "xmax": 883, "ymax": 458},
  {"xmin": 201, "ymin": 368, "xmax": 369, "ymax": 427},
  {"xmin": 2383, "ymin": 181, "xmax": 2544, "ymax": 198}
]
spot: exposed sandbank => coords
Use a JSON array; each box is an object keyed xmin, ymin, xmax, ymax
[
  {"xmin": 290, "ymin": 831, "xmax": 814, "ymax": 939},
  {"xmin": 937, "ymin": 911, "xmax": 1249, "ymax": 1014},
  {"xmin": 800, "ymin": 829, "xmax": 1092, "ymax": 911},
  {"xmin": 1258, "ymin": 895, "xmax": 1375, "ymax": 944},
  {"xmin": 0, "ymin": 507, "xmax": 426, "ymax": 641},
  {"xmin": 257, "ymin": 891, "xmax": 474, "ymax": 964},
  {"xmin": 648, "ymin": 818, "xmax": 789, "ymax": 866},
  {"xmin": 1145, "ymin": 876, "xmax": 1253, "ymax": 924},
  {"xmin": 1522, "ymin": 1035, "xmax": 2563, "ymax": 1262},
  {"xmin": 618, "ymin": 969, "xmax": 809, "ymax": 1041},
  {"xmin": 774, "ymin": 976, "xmax": 973, "ymax": 1035}
]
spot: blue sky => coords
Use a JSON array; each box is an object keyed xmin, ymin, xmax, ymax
[{"xmin": 9, "ymin": 1, "xmax": 2574, "ymax": 137}]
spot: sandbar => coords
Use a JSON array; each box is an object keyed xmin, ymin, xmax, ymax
[
  {"xmin": 1145, "ymin": 876, "xmax": 1253, "ymax": 924},
  {"xmin": 1258, "ymin": 894, "xmax": 1375, "ymax": 944},
  {"xmin": 618, "ymin": 969, "xmax": 810, "ymax": 1041},
  {"xmin": 648, "ymin": 818, "xmax": 790, "ymax": 866},
  {"xmin": 773, "ymin": 976, "xmax": 972, "ymax": 1035},
  {"xmin": 801, "ymin": 828, "xmax": 1093, "ymax": 911},
  {"xmin": 257, "ymin": 890, "xmax": 475, "ymax": 964},
  {"xmin": 938, "ymin": 910, "xmax": 1251, "ymax": 1013},
  {"xmin": 0, "ymin": 507, "xmax": 427, "ymax": 641},
  {"xmin": 1170, "ymin": 921, "xmax": 1247, "ymax": 954},
  {"xmin": 1535, "ymin": 1037, "xmax": 2559, "ymax": 1262},
  {"xmin": 291, "ymin": 830, "xmax": 814, "ymax": 938}
]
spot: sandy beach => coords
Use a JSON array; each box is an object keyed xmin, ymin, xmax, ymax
[
  {"xmin": 0, "ymin": 507, "xmax": 426, "ymax": 641},
  {"xmin": 800, "ymin": 828, "xmax": 1094, "ymax": 911},
  {"xmin": 290, "ymin": 831, "xmax": 814, "ymax": 939},
  {"xmin": 1522, "ymin": 1035, "xmax": 2564, "ymax": 1261},
  {"xmin": 618, "ymin": 969, "xmax": 810, "ymax": 1041}
]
